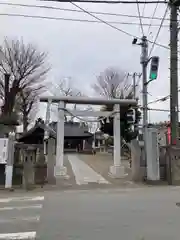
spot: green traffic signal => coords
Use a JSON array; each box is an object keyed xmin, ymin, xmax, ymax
[
  {"xmin": 149, "ymin": 56, "xmax": 159, "ymax": 81},
  {"xmin": 150, "ymin": 72, "xmax": 157, "ymax": 80}
]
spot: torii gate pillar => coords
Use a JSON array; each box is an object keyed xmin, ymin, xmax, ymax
[
  {"xmin": 54, "ymin": 101, "xmax": 68, "ymax": 178},
  {"xmin": 109, "ymin": 104, "xmax": 127, "ymax": 178}
]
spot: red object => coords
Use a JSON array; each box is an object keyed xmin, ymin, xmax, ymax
[
  {"xmin": 167, "ymin": 126, "xmax": 171, "ymax": 144},
  {"xmin": 167, "ymin": 126, "xmax": 177, "ymax": 145}
]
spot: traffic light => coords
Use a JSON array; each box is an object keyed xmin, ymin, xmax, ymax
[
  {"xmin": 126, "ymin": 106, "xmax": 136, "ymax": 125},
  {"xmin": 149, "ymin": 56, "xmax": 159, "ymax": 81}
]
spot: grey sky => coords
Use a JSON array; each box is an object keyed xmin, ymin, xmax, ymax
[{"xmin": 0, "ymin": 0, "xmax": 174, "ymax": 123}]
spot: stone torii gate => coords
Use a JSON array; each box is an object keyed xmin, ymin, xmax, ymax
[{"xmin": 40, "ymin": 96, "xmax": 137, "ymax": 179}]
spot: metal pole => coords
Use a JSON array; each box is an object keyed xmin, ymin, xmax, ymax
[
  {"xmin": 170, "ymin": 3, "xmax": 179, "ymax": 145},
  {"xmin": 133, "ymin": 73, "xmax": 136, "ymax": 99},
  {"xmin": 141, "ymin": 36, "xmax": 148, "ymax": 165}
]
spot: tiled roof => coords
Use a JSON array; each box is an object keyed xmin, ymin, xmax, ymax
[
  {"xmin": 50, "ymin": 121, "xmax": 92, "ymax": 138},
  {"xmin": 18, "ymin": 121, "xmax": 92, "ymax": 141}
]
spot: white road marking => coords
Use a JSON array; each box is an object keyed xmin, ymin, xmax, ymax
[
  {"xmin": 0, "ymin": 196, "xmax": 44, "ymax": 239},
  {"xmin": 68, "ymin": 154, "xmax": 110, "ymax": 185},
  {"xmin": 0, "ymin": 204, "xmax": 42, "ymax": 211},
  {"xmin": 0, "ymin": 216, "xmax": 40, "ymax": 223},
  {"xmin": 0, "ymin": 231, "xmax": 36, "ymax": 239},
  {"xmin": 0, "ymin": 196, "xmax": 44, "ymax": 203}
]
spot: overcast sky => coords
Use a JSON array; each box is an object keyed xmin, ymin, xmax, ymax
[{"xmin": 0, "ymin": 0, "xmax": 176, "ymax": 123}]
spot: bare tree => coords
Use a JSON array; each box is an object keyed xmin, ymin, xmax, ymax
[
  {"xmin": 92, "ymin": 67, "xmax": 133, "ymax": 99},
  {"xmin": 93, "ymin": 67, "xmax": 141, "ymax": 143},
  {"xmin": 0, "ymin": 38, "xmax": 50, "ymax": 118},
  {"xmin": 51, "ymin": 77, "xmax": 82, "ymax": 98},
  {"xmin": 15, "ymin": 88, "xmax": 40, "ymax": 132},
  {"xmin": 50, "ymin": 77, "xmax": 88, "ymax": 121}
]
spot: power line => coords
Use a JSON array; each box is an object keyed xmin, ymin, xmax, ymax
[
  {"xmin": 147, "ymin": 83, "xmax": 180, "ymax": 106},
  {"xmin": 142, "ymin": 0, "xmax": 147, "ymax": 17},
  {"xmin": 0, "ymin": 2, "xmax": 172, "ymax": 21},
  {"xmin": 147, "ymin": 107, "xmax": 170, "ymax": 112},
  {"xmin": 148, "ymin": 5, "xmax": 169, "ymax": 57},
  {"xmin": 149, "ymin": 108, "xmax": 170, "ymax": 112},
  {"xmin": 140, "ymin": 106, "xmax": 171, "ymax": 113},
  {"xmin": 41, "ymin": 0, "xmax": 168, "ymax": 4},
  {"xmin": 70, "ymin": 2, "xmax": 170, "ymax": 50},
  {"xmin": 136, "ymin": 0, "xmax": 145, "ymax": 35},
  {"xmin": 148, "ymin": 95, "xmax": 170, "ymax": 104},
  {"xmin": 148, "ymin": 87, "xmax": 180, "ymax": 104},
  {"xmin": 145, "ymin": 84, "xmax": 180, "ymax": 106},
  {"xmin": 141, "ymin": 0, "xmax": 147, "ymax": 33},
  {"xmin": 70, "ymin": 1, "xmax": 142, "ymax": 37},
  {"xmin": 147, "ymin": 1, "xmax": 160, "ymax": 35},
  {"xmin": 0, "ymin": 12, "xmax": 170, "ymax": 27},
  {"xmin": 0, "ymin": 3, "xmax": 170, "ymax": 50}
]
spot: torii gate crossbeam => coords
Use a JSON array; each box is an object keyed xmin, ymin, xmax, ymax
[{"xmin": 40, "ymin": 96, "xmax": 137, "ymax": 105}]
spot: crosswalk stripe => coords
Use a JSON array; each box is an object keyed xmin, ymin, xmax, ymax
[
  {"xmin": 0, "ymin": 195, "xmax": 44, "ymax": 238},
  {"xmin": 0, "ymin": 204, "xmax": 42, "ymax": 211},
  {"xmin": 0, "ymin": 231, "xmax": 36, "ymax": 239},
  {"xmin": 0, "ymin": 196, "xmax": 44, "ymax": 203},
  {"xmin": 0, "ymin": 216, "xmax": 40, "ymax": 223}
]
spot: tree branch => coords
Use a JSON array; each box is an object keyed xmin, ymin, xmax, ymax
[{"xmin": 0, "ymin": 37, "xmax": 50, "ymax": 117}]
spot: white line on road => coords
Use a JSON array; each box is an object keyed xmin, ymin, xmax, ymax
[
  {"xmin": 68, "ymin": 154, "xmax": 110, "ymax": 185},
  {"xmin": 0, "ymin": 231, "xmax": 36, "ymax": 239},
  {"xmin": 0, "ymin": 204, "xmax": 42, "ymax": 211},
  {"xmin": 0, "ymin": 196, "xmax": 44, "ymax": 203},
  {"xmin": 0, "ymin": 216, "xmax": 40, "ymax": 223}
]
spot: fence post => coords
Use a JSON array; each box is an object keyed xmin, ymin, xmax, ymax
[
  {"xmin": 131, "ymin": 139, "xmax": 143, "ymax": 182},
  {"xmin": 5, "ymin": 132, "xmax": 15, "ymax": 189}
]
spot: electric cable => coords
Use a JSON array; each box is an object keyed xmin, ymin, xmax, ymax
[
  {"xmin": 41, "ymin": 0, "xmax": 168, "ymax": 4},
  {"xmin": 148, "ymin": 4, "xmax": 169, "ymax": 57},
  {"xmin": 0, "ymin": 13, "xmax": 169, "ymax": 26},
  {"xmin": 147, "ymin": 1, "xmax": 159, "ymax": 35},
  {"xmin": 0, "ymin": 2, "xmax": 171, "ymax": 21},
  {"xmin": 70, "ymin": 1, "xmax": 170, "ymax": 50},
  {"xmin": 136, "ymin": 0, "xmax": 145, "ymax": 35}
]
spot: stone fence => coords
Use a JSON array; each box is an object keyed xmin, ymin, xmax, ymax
[{"xmin": 131, "ymin": 139, "xmax": 180, "ymax": 185}]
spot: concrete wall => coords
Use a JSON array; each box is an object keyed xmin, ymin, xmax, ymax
[
  {"xmin": 165, "ymin": 146, "xmax": 180, "ymax": 185},
  {"xmin": 131, "ymin": 140, "xmax": 167, "ymax": 182}
]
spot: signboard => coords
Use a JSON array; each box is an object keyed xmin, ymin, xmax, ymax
[{"xmin": 0, "ymin": 138, "xmax": 9, "ymax": 164}]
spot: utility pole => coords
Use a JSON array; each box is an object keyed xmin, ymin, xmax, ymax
[
  {"xmin": 141, "ymin": 36, "xmax": 148, "ymax": 163},
  {"xmin": 170, "ymin": 1, "xmax": 179, "ymax": 145},
  {"xmin": 127, "ymin": 72, "xmax": 141, "ymax": 99},
  {"xmin": 133, "ymin": 36, "xmax": 160, "ymax": 180},
  {"xmin": 132, "ymin": 72, "xmax": 142, "ymax": 99}
]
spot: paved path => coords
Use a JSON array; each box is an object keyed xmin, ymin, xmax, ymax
[
  {"xmin": 67, "ymin": 154, "xmax": 110, "ymax": 185},
  {"xmin": 0, "ymin": 194, "xmax": 44, "ymax": 239}
]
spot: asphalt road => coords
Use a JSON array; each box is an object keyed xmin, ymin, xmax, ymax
[
  {"xmin": 37, "ymin": 187, "xmax": 180, "ymax": 240},
  {"xmin": 0, "ymin": 194, "xmax": 44, "ymax": 239},
  {"xmin": 1, "ymin": 187, "xmax": 180, "ymax": 239}
]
